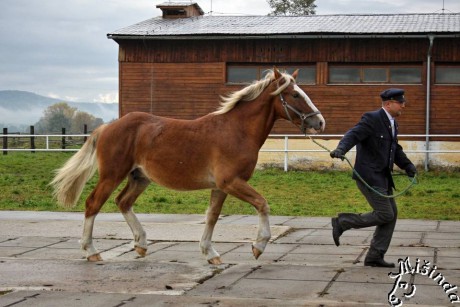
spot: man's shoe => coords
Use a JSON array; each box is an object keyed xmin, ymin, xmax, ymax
[
  {"xmin": 364, "ymin": 258, "xmax": 395, "ymax": 268},
  {"xmin": 331, "ymin": 217, "xmax": 343, "ymax": 247}
]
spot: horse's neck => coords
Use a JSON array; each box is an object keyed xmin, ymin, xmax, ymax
[{"xmin": 229, "ymin": 93, "xmax": 277, "ymax": 147}]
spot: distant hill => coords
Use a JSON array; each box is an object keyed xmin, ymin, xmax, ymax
[{"xmin": 0, "ymin": 90, "xmax": 118, "ymax": 130}]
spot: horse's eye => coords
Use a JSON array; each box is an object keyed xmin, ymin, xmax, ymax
[{"xmin": 292, "ymin": 92, "xmax": 299, "ymax": 99}]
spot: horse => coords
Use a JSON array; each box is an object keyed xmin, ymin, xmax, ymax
[{"xmin": 51, "ymin": 68, "xmax": 325, "ymax": 264}]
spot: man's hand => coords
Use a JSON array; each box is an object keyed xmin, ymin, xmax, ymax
[
  {"xmin": 330, "ymin": 148, "xmax": 345, "ymax": 160},
  {"xmin": 405, "ymin": 164, "xmax": 417, "ymax": 178}
]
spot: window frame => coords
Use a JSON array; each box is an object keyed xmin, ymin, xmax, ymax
[
  {"xmin": 328, "ymin": 64, "xmax": 422, "ymax": 85},
  {"xmin": 226, "ymin": 64, "xmax": 316, "ymax": 85},
  {"xmin": 435, "ymin": 65, "xmax": 460, "ymax": 84}
]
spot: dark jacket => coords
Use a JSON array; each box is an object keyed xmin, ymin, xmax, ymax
[{"xmin": 337, "ymin": 108, "xmax": 413, "ymax": 190}]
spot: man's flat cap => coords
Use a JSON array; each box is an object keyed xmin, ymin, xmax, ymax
[{"xmin": 380, "ymin": 88, "xmax": 405, "ymax": 102}]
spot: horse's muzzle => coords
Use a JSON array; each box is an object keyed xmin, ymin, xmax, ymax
[{"xmin": 306, "ymin": 114, "xmax": 326, "ymax": 134}]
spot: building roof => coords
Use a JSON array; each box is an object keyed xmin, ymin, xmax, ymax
[{"xmin": 108, "ymin": 13, "xmax": 460, "ymax": 39}]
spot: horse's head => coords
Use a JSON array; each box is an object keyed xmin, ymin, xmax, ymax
[{"xmin": 272, "ymin": 68, "xmax": 325, "ymax": 134}]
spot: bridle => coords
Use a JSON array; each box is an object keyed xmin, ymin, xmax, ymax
[{"xmin": 279, "ymin": 93, "xmax": 321, "ymax": 134}]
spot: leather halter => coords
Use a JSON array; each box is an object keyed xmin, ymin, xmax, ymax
[{"xmin": 279, "ymin": 93, "xmax": 321, "ymax": 134}]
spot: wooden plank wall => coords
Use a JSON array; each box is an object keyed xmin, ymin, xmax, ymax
[
  {"xmin": 118, "ymin": 38, "xmax": 435, "ymax": 63},
  {"xmin": 120, "ymin": 62, "xmax": 226, "ymax": 118},
  {"xmin": 117, "ymin": 37, "xmax": 460, "ymax": 136}
]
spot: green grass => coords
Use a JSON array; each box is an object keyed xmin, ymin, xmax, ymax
[{"xmin": 1, "ymin": 152, "xmax": 459, "ymax": 220}]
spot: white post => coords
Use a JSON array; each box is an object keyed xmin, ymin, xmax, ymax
[
  {"xmin": 425, "ymin": 35, "xmax": 435, "ymax": 171},
  {"xmin": 284, "ymin": 136, "xmax": 289, "ymax": 172}
]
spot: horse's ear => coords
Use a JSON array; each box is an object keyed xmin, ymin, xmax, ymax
[
  {"xmin": 292, "ymin": 69, "xmax": 299, "ymax": 80},
  {"xmin": 274, "ymin": 67, "xmax": 281, "ymax": 79}
]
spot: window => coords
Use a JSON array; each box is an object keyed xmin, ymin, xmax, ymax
[
  {"xmin": 227, "ymin": 67, "xmax": 258, "ymax": 84},
  {"xmin": 329, "ymin": 65, "xmax": 422, "ymax": 84},
  {"xmin": 329, "ymin": 67, "xmax": 360, "ymax": 83},
  {"xmin": 436, "ymin": 66, "xmax": 460, "ymax": 84},
  {"xmin": 227, "ymin": 65, "xmax": 316, "ymax": 84},
  {"xmin": 164, "ymin": 9, "xmax": 186, "ymax": 16},
  {"xmin": 390, "ymin": 67, "xmax": 421, "ymax": 83},
  {"xmin": 363, "ymin": 68, "xmax": 387, "ymax": 82},
  {"xmin": 285, "ymin": 67, "xmax": 316, "ymax": 84}
]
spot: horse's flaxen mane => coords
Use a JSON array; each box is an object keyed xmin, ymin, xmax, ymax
[{"xmin": 213, "ymin": 69, "xmax": 294, "ymax": 115}]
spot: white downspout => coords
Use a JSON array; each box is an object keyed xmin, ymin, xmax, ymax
[{"xmin": 425, "ymin": 35, "xmax": 435, "ymax": 171}]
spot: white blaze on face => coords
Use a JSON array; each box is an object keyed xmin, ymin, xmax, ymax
[{"xmin": 294, "ymin": 84, "xmax": 326, "ymax": 132}]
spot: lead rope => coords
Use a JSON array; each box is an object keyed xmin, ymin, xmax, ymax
[{"xmin": 306, "ymin": 135, "xmax": 418, "ymax": 199}]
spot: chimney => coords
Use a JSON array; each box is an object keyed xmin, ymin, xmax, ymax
[{"xmin": 156, "ymin": 2, "xmax": 205, "ymax": 19}]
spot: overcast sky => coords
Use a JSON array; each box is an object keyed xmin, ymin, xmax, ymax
[{"xmin": 1, "ymin": 0, "xmax": 459, "ymax": 103}]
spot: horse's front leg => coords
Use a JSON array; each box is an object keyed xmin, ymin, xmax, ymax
[
  {"xmin": 221, "ymin": 178, "xmax": 271, "ymax": 260},
  {"xmin": 200, "ymin": 189, "xmax": 227, "ymax": 264},
  {"xmin": 252, "ymin": 201, "xmax": 271, "ymax": 259}
]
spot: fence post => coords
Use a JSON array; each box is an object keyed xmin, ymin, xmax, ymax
[
  {"xmin": 2, "ymin": 128, "xmax": 7, "ymax": 155},
  {"xmin": 30, "ymin": 125, "xmax": 35, "ymax": 153},
  {"xmin": 83, "ymin": 124, "xmax": 88, "ymax": 143},
  {"xmin": 61, "ymin": 128, "xmax": 66, "ymax": 150},
  {"xmin": 284, "ymin": 136, "xmax": 289, "ymax": 172}
]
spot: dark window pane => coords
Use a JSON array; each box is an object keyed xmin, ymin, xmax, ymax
[
  {"xmin": 363, "ymin": 68, "xmax": 387, "ymax": 82},
  {"xmin": 260, "ymin": 67, "xmax": 273, "ymax": 79},
  {"xmin": 227, "ymin": 66, "xmax": 316, "ymax": 84},
  {"xmin": 296, "ymin": 67, "xmax": 316, "ymax": 84},
  {"xmin": 390, "ymin": 67, "xmax": 421, "ymax": 83},
  {"xmin": 329, "ymin": 67, "xmax": 360, "ymax": 83},
  {"xmin": 436, "ymin": 67, "xmax": 460, "ymax": 84},
  {"xmin": 227, "ymin": 67, "xmax": 258, "ymax": 83}
]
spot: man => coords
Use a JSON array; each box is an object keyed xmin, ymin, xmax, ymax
[{"xmin": 330, "ymin": 88, "xmax": 417, "ymax": 268}]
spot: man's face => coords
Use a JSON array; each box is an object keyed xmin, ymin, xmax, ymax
[{"xmin": 385, "ymin": 100, "xmax": 406, "ymax": 117}]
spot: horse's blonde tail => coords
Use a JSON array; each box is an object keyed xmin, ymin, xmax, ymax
[{"xmin": 51, "ymin": 124, "xmax": 107, "ymax": 208}]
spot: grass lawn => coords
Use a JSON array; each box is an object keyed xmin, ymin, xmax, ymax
[{"xmin": 0, "ymin": 152, "xmax": 459, "ymax": 220}]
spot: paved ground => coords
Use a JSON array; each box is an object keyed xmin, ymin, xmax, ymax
[{"xmin": 0, "ymin": 211, "xmax": 458, "ymax": 306}]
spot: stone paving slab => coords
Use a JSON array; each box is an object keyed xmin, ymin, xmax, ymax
[
  {"xmin": 424, "ymin": 238, "xmax": 460, "ymax": 248},
  {"xmin": 0, "ymin": 220, "xmax": 290, "ymax": 243},
  {"xmin": 0, "ymin": 257, "xmax": 215, "ymax": 295},
  {"xmin": 438, "ymin": 221, "xmax": 460, "ymax": 232},
  {"xmin": 0, "ymin": 290, "xmax": 396, "ymax": 307},
  {"xmin": 0, "ymin": 211, "xmax": 459, "ymax": 307}
]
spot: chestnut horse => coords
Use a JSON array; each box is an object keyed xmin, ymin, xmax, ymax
[{"xmin": 51, "ymin": 68, "xmax": 325, "ymax": 264}]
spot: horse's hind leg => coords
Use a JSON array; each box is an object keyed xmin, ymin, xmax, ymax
[
  {"xmin": 115, "ymin": 169, "xmax": 150, "ymax": 257},
  {"xmin": 81, "ymin": 177, "xmax": 123, "ymax": 261},
  {"xmin": 200, "ymin": 189, "xmax": 227, "ymax": 264}
]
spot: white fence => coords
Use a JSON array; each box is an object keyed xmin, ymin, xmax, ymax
[
  {"xmin": 2, "ymin": 133, "xmax": 460, "ymax": 171},
  {"xmin": 260, "ymin": 134, "xmax": 460, "ymax": 171},
  {"xmin": 1, "ymin": 134, "xmax": 89, "ymax": 152}
]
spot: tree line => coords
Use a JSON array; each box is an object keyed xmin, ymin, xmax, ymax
[{"xmin": 34, "ymin": 102, "xmax": 104, "ymax": 134}]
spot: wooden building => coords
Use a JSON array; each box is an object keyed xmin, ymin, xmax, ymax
[{"xmin": 108, "ymin": 2, "xmax": 460, "ymax": 138}]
